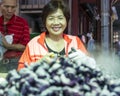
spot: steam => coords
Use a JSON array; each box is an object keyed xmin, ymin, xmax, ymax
[{"xmin": 93, "ymin": 45, "xmax": 120, "ymax": 79}]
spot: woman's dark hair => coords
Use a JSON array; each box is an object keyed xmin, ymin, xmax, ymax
[{"xmin": 42, "ymin": 0, "xmax": 70, "ymax": 26}]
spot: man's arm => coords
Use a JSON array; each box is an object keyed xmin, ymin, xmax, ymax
[{"xmin": 1, "ymin": 34, "xmax": 25, "ymax": 51}]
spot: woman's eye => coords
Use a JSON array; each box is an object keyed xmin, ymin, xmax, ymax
[
  {"xmin": 48, "ymin": 18, "xmax": 54, "ymax": 20},
  {"xmin": 59, "ymin": 17, "xmax": 63, "ymax": 20}
]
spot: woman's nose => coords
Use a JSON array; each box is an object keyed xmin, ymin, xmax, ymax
[{"xmin": 53, "ymin": 18, "xmax": 59, "ymax": 24}]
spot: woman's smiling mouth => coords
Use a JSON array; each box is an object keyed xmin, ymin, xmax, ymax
[{"xmin": 52, "ymin": 26, "xmax": 61, "ymax": 32}]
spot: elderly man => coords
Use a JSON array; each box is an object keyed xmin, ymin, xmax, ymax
[{"xmin": 0, "ymin": 0, "xmax": 30, "ymax": 72}]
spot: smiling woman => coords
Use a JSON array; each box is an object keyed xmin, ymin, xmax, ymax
[{"xmin": 17, "ymin": 0, "xmax": 88, "ymax": 70}]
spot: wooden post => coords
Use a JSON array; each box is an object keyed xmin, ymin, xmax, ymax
[{"xmin": 71, "ymin": 0, "xmax": 79, "ymax": 35}]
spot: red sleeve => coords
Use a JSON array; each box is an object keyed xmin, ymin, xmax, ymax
[{"xmin": 19, "ymin": 19, "xmax": 30, "ymax": 46}]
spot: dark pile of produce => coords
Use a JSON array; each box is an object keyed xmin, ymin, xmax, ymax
[{"xmin": 0, "ymin": 56, "xmax": 120, "ymax": 96}]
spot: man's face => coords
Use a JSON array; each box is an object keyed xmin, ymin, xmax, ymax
[{"xmin": 0, "ymin": 0, "xmax": 17, "ymax": 22}]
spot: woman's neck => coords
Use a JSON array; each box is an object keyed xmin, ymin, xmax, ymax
[
  {"xmin": 47, "ymin": 34, "xmax": 63, "ymax": 41},
  {"xmin": 45, "ymin": 34, "xmax": 65, "ymax": 52}
]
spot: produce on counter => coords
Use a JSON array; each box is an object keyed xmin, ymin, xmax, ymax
[{"xmin": 0, "ymin": 50, "xmax": 120, "ymax": 96}]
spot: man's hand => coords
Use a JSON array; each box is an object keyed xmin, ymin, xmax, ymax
[
  {"xmin": 68, "ymin": 48, "xmax": 96, "ymax": 69},
  {"xmin": 0, "ymin": 33, "xmax": 25, "ymax": 51},
  {"xmin": 1, "ymin": 33, "xmax": 10, "ymax": 48}
]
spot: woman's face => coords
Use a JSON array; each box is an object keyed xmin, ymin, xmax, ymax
[{"xmin": 46, "ymin": 8, "xmax": 67, "ymax": 36}]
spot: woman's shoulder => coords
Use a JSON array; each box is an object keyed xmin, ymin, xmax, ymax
[
  {"xmin": 28, "ymin": 32, "xmax": 46, "ymax": 45},
  {"xmin": 64, "ymin": 34, "xmax": 78, "ymax": 39},
  {"xmin": 28, "ymin": 35, "xmax": 40, "ymax": 44}
]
